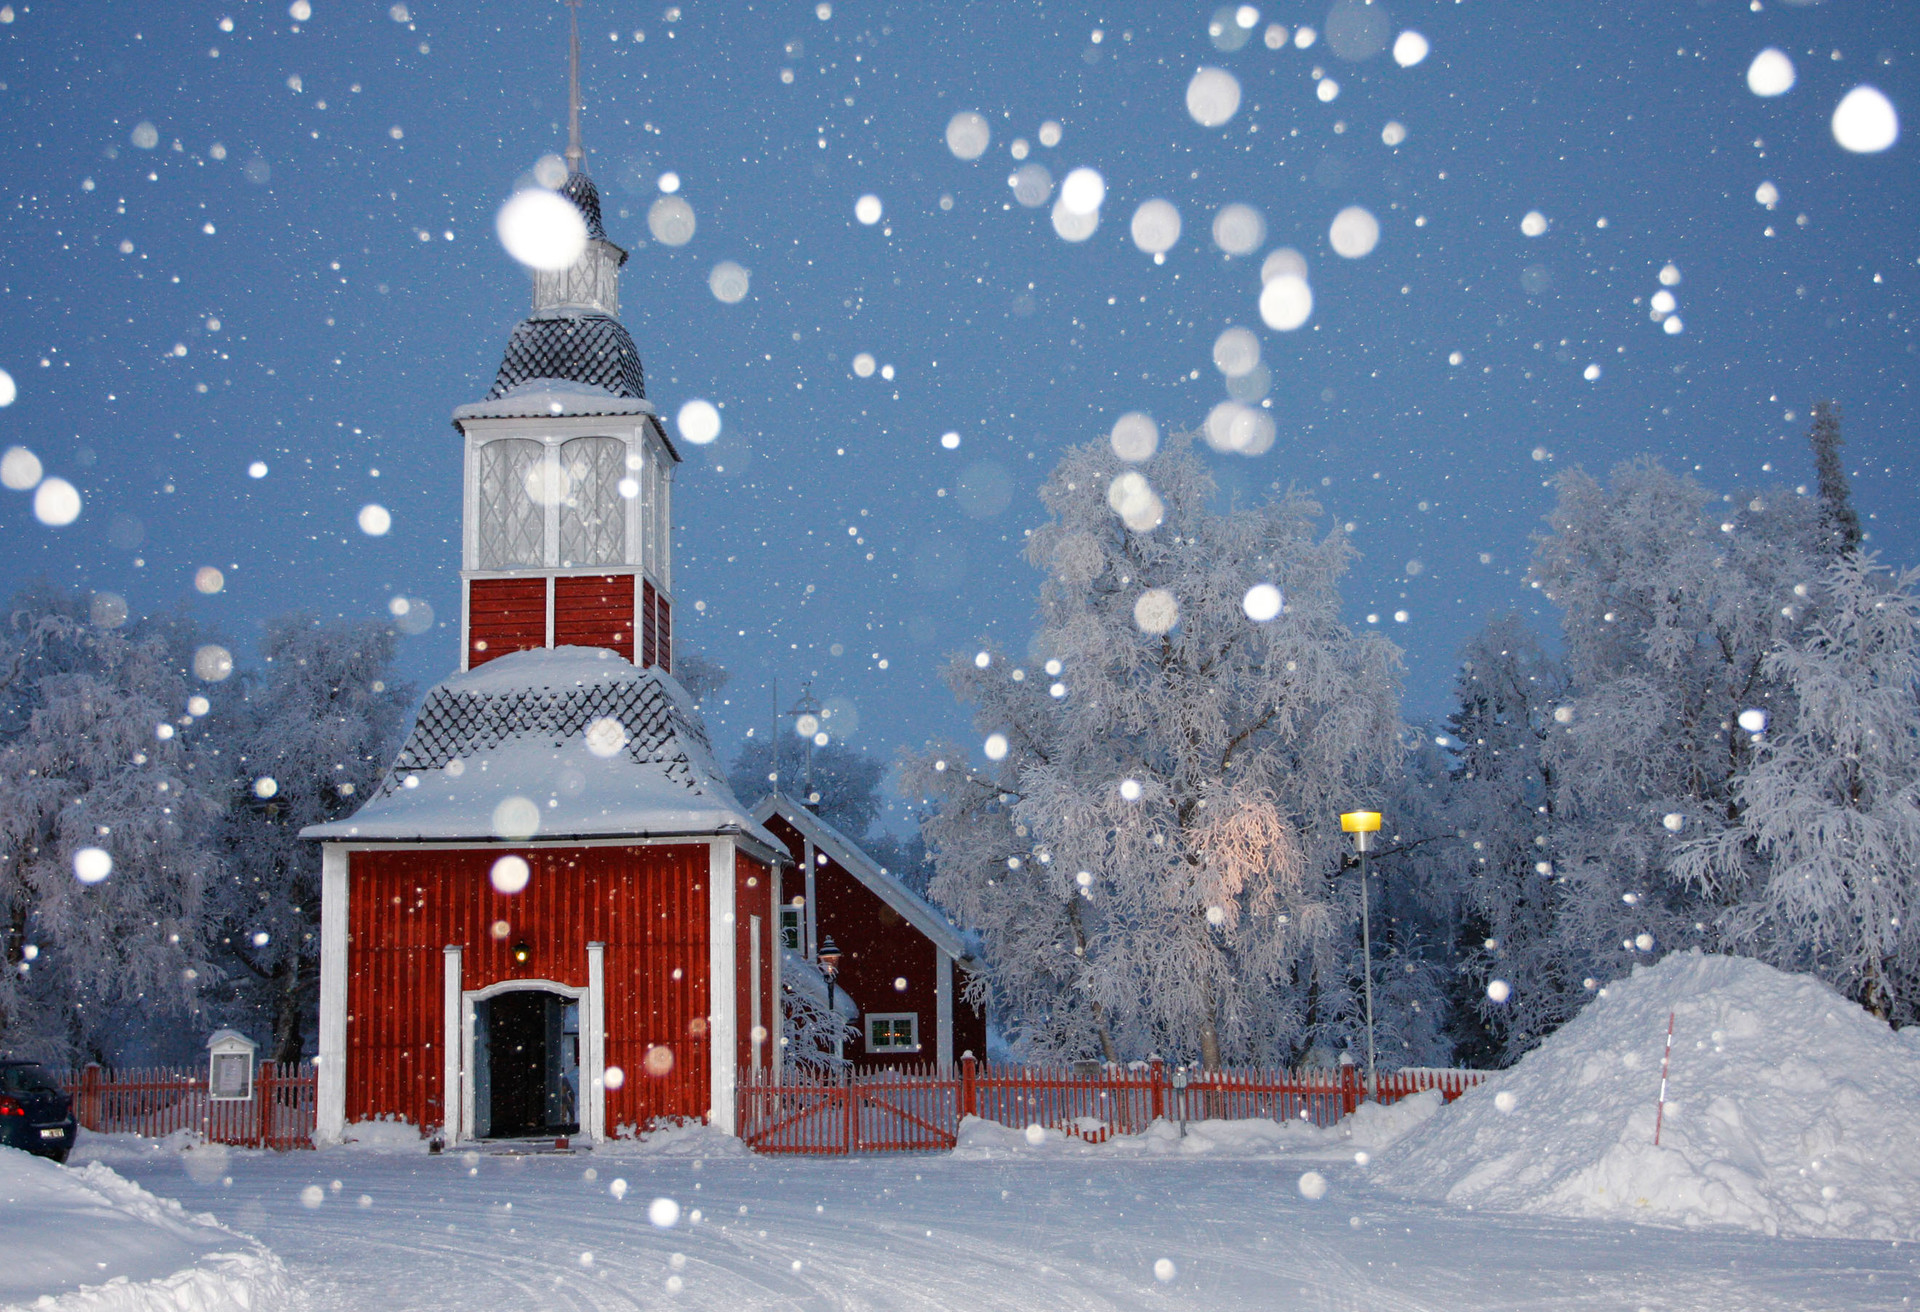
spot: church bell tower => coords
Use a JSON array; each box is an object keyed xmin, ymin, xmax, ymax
[{"xmin": 452, "ymin": 4, "xmax": 676, "ymax": 673}]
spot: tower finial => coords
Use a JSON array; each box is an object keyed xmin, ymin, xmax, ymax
[{"xmin": 565, "ymin": 0, "xmax": 584, "ymax": 172}]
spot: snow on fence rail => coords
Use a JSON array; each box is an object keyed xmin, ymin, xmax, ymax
[
  {"xmin": 58, "ymin": 1062, "xmax": 318, "ymax": 1150},
  {"xmin": 738, "ymin": 1056, "xmax": 1487, "ymax": 1155}
]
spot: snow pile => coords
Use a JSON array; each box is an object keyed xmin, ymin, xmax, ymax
[
  {"xmin": 1377, "ymin": 951, "xmax": 1920, "ymax": 1239},
  {"xmin": 0, "ymin": 1149, "xmax": 289, "ymax": 1312},
  {"xmin": 604, "ymin": 1119, "xmax": 748, "ymax": 1158},
  {"xmin": 952, "ymin": 1092, "xmax": 1442, "ymax": 1161},
  {"xmin": 339, "ymin": 1119, "xmax": 429, "ymax": 1152}
]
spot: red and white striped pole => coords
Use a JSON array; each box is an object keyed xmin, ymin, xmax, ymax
[{"xmin": 1653, "ymin": 1009, "xmax": 1675, "ymax": 1146}]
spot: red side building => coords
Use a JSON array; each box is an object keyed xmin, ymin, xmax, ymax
[
  {"xmin": 304, "ymin": 102, "xmax": 782, "ymax": 1145},
  {"xmin": 753, "ymin": 795, "xmax": 986, "ymax": 1067}
]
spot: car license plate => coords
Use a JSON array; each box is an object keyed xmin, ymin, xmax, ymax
[{"xmin": 39, "ymin": 1127, "xmax": 64, "ymax": 1139}]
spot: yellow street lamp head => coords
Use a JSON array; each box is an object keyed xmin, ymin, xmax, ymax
[{"xmin": 1340, "ymin": 811, "xmax": 1382, "ymax": 833}]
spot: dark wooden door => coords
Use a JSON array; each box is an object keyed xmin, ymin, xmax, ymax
[{"xmin": 486, "ymin": 992, "xmax": 548, "ymax": 1138}]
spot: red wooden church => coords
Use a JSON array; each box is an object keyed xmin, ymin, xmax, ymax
[{"xmin": 304, "ymin": 49, "xmax": 784, "ymax": 1145}]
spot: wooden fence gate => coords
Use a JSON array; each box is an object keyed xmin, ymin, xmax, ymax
[{"xmin": 737, "ymin": 1058, "xmax": 1485, "ymax": 1155}]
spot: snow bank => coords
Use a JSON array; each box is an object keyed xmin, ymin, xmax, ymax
[
  {"xmin": 338, "ymin": 1119, "xmax": 428, "ymax": 1152},
  {"xmin": 603, "ymin": 1119, "xmax": 748, "ymax": 1158},
  {"xmin": 1377, "ymin": 951, "xmax": 1920, "ymax": 1239},
  {"xmin": 951, "ymin": 1092, "xmax": 1442, "ymax": 1162},
  {"xmin": 0, "ymin": 1148, "xmax": 289, "ymax": 1312}
]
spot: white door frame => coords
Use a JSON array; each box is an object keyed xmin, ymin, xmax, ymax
[{"xmin": 458, "ymin": 976, "xmax": 600, "ymax": 1143}]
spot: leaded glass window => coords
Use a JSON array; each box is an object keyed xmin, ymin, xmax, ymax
[
  {"xmin": 558, "ymin": 436, "xmax": 626, "ymax": 566},
  {"xmin": 476, "ymin": 439, "xmax": 545, "ymax": 568}
]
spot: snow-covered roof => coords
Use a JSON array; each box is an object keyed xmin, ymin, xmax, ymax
[
  {"xmin": 453, "ymin": 380, "xmax": 656, "ymax": 423},
  {"xmin": 558, "ymin": 170, "xmax": 616, "ymax": 247},
  {"xmin": 751, "ymin": 793, "xmax": 976, "ymax": 964},
  {"xmin": 304, "ymin": 647, "xmax": 781, "ymax": 854},
  {"xmin": 486, "ymin": 312, "xmax": 646, "ymax": 402}
]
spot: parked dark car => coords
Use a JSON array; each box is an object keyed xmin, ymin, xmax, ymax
[{"xmin": 0, "ymin": 1060, "xmax": 77, "ymax": 1163}]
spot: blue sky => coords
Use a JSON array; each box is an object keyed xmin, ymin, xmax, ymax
[{"xmin": 0, "ymin": 0, "xmax": 1912, "ymax": 818}]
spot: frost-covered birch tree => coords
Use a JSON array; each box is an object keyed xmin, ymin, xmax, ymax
[
  {"xmin": 208, "ymin": 616, "xmax": 408, "ymax": 1061},
  {"xmin": 1675, "ymin": 554, "xmax": 1920, "ymax": 1021},
  {"xmin": 1529, "ymin": 458, "xmax": 1822, "ymax": 989},
  {"xmin": 0, "ymin": 591, "xmax": 225, "ymax": 1062},
  {"xmin": 908, "ymin": 433, "xmax": 1404, "ymax": 1069}
]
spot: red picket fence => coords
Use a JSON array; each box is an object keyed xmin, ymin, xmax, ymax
[
  {"xmin": 737, "ymin": 1057, "xmax": 1486, "ymax": 1155},
  {"xmin": 59, "ymin": 1062, "xmax": 318, "ymax": 1150}
]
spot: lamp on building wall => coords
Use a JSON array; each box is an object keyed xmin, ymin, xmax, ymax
[
  {"xmin": 817, "ymin": 934, "xmax": 842, "ymax": 1011},
  {"xmin": 512, "ymin": 941, "xmax": 532, "ymax": 966},
  {"xmin": 817, "ymin": 934, "xmax": 847, "ymax": 1062},
  {"xmin": 1339, "ymin": 809, "xmax": 1382, "ymax": 1103}
]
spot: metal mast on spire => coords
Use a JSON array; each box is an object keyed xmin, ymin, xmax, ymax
[{"xmin": 565, "ymin": 0, "xmax": 584, "ymax": 172}]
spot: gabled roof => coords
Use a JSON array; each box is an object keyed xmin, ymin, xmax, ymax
[
  {"xmin": 752, "ymin": 793, "xmax": 974, "ymax": 964},
  {"xmin": 305, "ymin": 647, "xmax": 781, "ymax": 856}
]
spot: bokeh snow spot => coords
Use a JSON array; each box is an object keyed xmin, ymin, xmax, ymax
[
  {"xmin": 496, "ymin": 189, "xmax": 588, "ymax": 271},
  {"xmin": 489, "ymin": 855, "xmax": 531, "ymax": 895}
]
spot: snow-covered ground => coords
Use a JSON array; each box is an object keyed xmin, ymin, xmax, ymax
[
  {"xmin": 66, "ymin": 1130, "xmax": 1915, "ymax": 1311},
  {"xmin": 28, "ymin": 952, "xmax": 1920, "ymax": 1309},
  {"xmin": 0, "ymin": 1142, "xmax": 288, "ymax": 1312}
]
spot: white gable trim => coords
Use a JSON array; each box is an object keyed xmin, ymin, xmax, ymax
[{"xmin": 751, "ymin": 795, "xmax": 971, "ymax": 962}]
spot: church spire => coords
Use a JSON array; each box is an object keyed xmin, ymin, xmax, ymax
[{"xmin": 565, "ymin": 0, "xmax": 585, "ymax": 173}]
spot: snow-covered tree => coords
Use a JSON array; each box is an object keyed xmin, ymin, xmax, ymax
[
  {"xmin": 1433, "ymin": 616, "xmax": 1576, "ymax": 1063},
  {"xmin": 1675, "ymin": 554, "xmax": 1920, "ymax": 1021},
  {"xmin": 672, "ymin": 649, "xmax": 730, "ymax": 704},
  {"xmin": 907, "ymin": 434, "xmax": 1406, "ymax": 1070},
  {"xmin": 729, "ymin": 736, "xmax": 886, "ymax": 840},
  {"xmin": 779, "ymin": 951, "xmax": 856, "ymax": 1075},
  {"xmin": 1807, "ymin": 401, "xmax": 1862, "ymax": 556},
  {"xmin": 0, "ymin": 590, "xmax": 225, "ymax": 1063},
  {"xmin": 1528, "ymin": 458, "xmax": 1822, "ymax": 994},
  {"xmin": 207, "ymin": 616, "xmax": 408, "ymax": 1061}
]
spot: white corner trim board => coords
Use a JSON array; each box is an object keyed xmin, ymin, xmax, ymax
[
  {"xmin": 585, "ymin": 941, "xmax": 607, "ymax": 1142},
  {"xmin": 707, "ymin": 837, "xmax": 738, "ymax": 1135},
  {"xmin": 937, "ymin": 950, "xmax": 955, "ymax": 1069},
  {"xmin": 316, "ymin": 845, "xmax": 349, "ymax": 1144},
  {"xmin": 442, "ymin": 946, "xmax": 463, "ymax": 1142}
]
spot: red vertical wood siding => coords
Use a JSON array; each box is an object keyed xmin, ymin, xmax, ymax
[
  {"xmin": 734, "ymin": 854, "xmax": 776, "ymax": 1073},
  {"xmin": 761, "ymin": 814, "xmax": 947, "ymax": 1066},
  {"xmin": 467, "ymin": 577, "xmax": 547, "ymax": 667},
  {"xmin": 655, "ymin": 593, "xmax": 672, "ymax": 674},
  {"xmin": 552, "ymin": 573, "xmax": 635, "ymax": 661},
  {"xmin": 344, "ymin": 844, "xmax": 712, "ymax": 1135},
  {"xmin": 641, "ymin": 580, "xmax": 657, "ymax": 669}
]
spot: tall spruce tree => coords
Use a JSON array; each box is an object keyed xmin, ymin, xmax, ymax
[{"xmin": 1807, "ymin": 400, "xmax": 1863, "ymax": 556}]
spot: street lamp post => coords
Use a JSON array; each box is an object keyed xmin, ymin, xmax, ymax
[{"xmin": 1340, "ymin": 810, "xmax": 1382, "ymax": 1103}]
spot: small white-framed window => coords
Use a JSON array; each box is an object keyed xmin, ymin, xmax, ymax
[
  {"xmin": 866, "ymin": 1012, "xmax": 919, "ymax": 1052},
  {"xmin": 779, "ymin": 905, "xmax": 803, "ymax": 953}
]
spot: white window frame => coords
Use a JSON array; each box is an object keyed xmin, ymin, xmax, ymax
[
  {"xmin": 866, "ymin": 1012, "xmax": 920, "ymax": 1053},
  {"xmin": 779, "ymin": 905, "xmax": 803, "ymax": 953}
]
